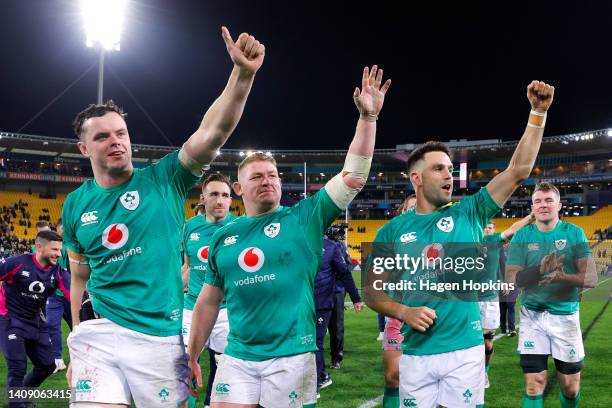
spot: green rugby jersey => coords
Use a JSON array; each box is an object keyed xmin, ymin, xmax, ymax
[
  {"xmin": 373, "ymin": 188, "xmax": 501, "ymax": 355},
  {"xmin": 507, "ymin": 221, "xmax": 591, "ymax": 315},
  {"xmin": 62, "ymin": 151, "xmax": 200, "ymax": 336},
  {"xmin": 182, "ymin": 213, "xmax": 236, "ymax": 311},
  {"xmin": 205, "ymin": 188, "xmax": 342, "ymax": 361},
  {"xmin": 479, "ymin": 232, "xmax": 504, "ymax": 301}
]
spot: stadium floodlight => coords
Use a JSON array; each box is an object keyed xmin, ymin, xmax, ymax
[
  {"xmin": 80, "ymin": 0, "xmax": 127, "ymax": 103},
  {"xmin": 81, "ymin": 0, "xmax": 126, "ymax": 50},
  {"xmin": 607, "ymin": 130, "xmax": 612, "ymax": 137},
  {"xmin": 239, "ymin": 151, "xmax": 245, "ymax": 157}
]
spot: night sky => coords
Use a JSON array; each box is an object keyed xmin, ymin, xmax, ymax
[{"xmin": 2, "ymin": 1, "xmax": 612, "ymax": 149}]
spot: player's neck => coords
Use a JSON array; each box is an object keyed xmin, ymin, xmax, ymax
[
  {"xmin": 414, "ymin": 195, "xmax": 443, "ymax": 215},
  {"xmin": 34, "ymin": 252, "xmax": 49, "ymax": 268},
  {"xmin": 535, "ymin": 217, "xmax": 560, "ymax": 232},
  {"xmin": 205, "ymin": 213, "xmax": 227, "ymax": 223},
  {"xmin": 93, "ymin": 167, "xmax": 133, "ymax": 189},
  {"xmin": 246, "ymin": 202, "xmax": 280, "ymax": 217}
]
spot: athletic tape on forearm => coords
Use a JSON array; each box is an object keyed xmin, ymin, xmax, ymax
[
  {"xmin": 324, "ymin": 153, "xmax": 372, "ymax": 209},
  {"xmin": 179, "ymin": 147, "xmax": 211, "ymax": 176},
  {"xmin": 68, "ymin": 257, "xmax": 89, "ymax": 265}
]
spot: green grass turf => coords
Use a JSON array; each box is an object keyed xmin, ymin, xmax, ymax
[{"xmin": 1, "ymin": 275, "xmax": 610, "ymax": 407}]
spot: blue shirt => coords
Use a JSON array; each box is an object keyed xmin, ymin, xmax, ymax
[
  {"xmin": 314, "ymin": 237, "xmax": 361, "ymax": 309},
  {"xmin": 0, "ymin": 254, "xmax": 70, "ymax": 325}
]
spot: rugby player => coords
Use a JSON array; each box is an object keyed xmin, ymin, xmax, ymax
[
  {"xmin": 366, "ymin": 80, "xmax": 555, "ymax": 408},
  {"xmin": 506, "ymin": 182, "xmax": 597, "ymax": 408},
  {"xmin": 381, "ymin": 194, "xmax": 416, "ymax": 408},
  {"xmin": 480, "ymin": 213, "xmax": 534, "ymax": 389},
  {"xmin": 182, "ymin": 173, "xmax": 236, "ymax": 407},
  {"xmin": 0, "ymin": 230, "xmax": 70, "ymax": 408},
  {"xmin": 187, "ymin": 65, "xmax": 391, "ymax": 407},
  {"xmin": 46, "ymin": 219, "xmax": 73, "ymax": 373},
  {"xmin": 62, "ymin": 26, "xmax": 264, "ymax": 407}
]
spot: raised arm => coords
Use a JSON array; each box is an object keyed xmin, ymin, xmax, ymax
[
  {"xmin": 180, "ymin": 26, "xmax": 265, "ymax": 173},
  {"xmin": 486, "ymin": 81, "xmax": 555, "ymax": 207},
  {"xmin": 325, "ymin": 66, "xmax": 391, "ymax": 209},
  {"xmin": 501, "ymin": 213, "xmax": 535, "ymax": 241}
]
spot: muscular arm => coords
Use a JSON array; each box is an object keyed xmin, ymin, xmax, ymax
[
  {"xmin": 186, "ymin": 284, "xmax": 223, "ymax": 362},
  {"xmin": 556, "ymin": 257, "xmax": 597, "ymax": 288},
  {"xmin": 486, "ymin": 81, "xmax": 555, "ymax": 206},
  {"xmin": 67, "ymin": 248, "xmax": 90, "ymax": 327},
  {"xmin": 325, "ymin": 66, "xmax": 391, "ymax": 209},
  {"xmin": 501, "ymin": 213, "xmax": 534, "ymax": 241},
  {"xmin": 180, "ymin": 27, "xmax": 264, "ymax": 173}
]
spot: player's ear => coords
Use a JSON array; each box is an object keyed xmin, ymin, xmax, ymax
[
  {"xmin": 77, "ymin": 141, "xmax": 90, "ymax": 157},
  {"xmin": 232, "ymin": 181, "xmax": 243, "ymax": 197},
  {"xmin": 409, "ymin": 171, "xmax": 422, "ymax": 187}
]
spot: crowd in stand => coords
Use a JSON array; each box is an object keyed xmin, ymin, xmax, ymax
[
  {"xmin": 0, "ymin": 201, "xmax": 56, "ymax": 256},
  {"xmin": 593, "ymin": 227, "xmax": 612, "ymax": 241},
  {"xmin": 0, "ymin": 158, "xmax": 87, "ymax": 176}
]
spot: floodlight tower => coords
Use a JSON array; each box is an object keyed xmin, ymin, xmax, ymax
[{"xmin": 80, "ymin": 0, "xmax": 127, "ymax": 103}]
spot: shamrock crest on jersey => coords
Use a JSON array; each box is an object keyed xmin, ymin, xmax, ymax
[
  {"xmin": 120, "ymin": 190, "xmax": 140, "ymax": 211},
  {"xmin": 555, "ymin": 239, "xmax": 567, "ymax": 250},
  {"xmin": 263, "ymin": 222, "xmax": 281, "ymax": 238},
  {"xmin": 436, "ymin": 216, "xmax": 454, "ymax": 232}
]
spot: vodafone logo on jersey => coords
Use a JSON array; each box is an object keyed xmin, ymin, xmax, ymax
[
  {"xmin": 102, "ymin": 224, "xmax": 129, "ymax": 250},
  {"xmin": 422, "ymin": 243, "xmax": 444, "ymax": 260},
  {"xmin": 197, "ymin": 246, "xmax": 210, "ymax": 263},
  {"xmin": 238, "ymin": 247, "xmax": 265, "ymax": 273}
]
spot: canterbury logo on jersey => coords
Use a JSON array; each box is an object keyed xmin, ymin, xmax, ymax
[
  {"xmin": 224, "ymin": 235, "xmax": 238, "ymax": 246},
  {"xmin": 528, "ymin": 243, "xmax": 540, "ymax": 251},
  {"xmin": 190, "ymin": 233, "xmax": 200, "ymax": 241},
  {"xmin": 80, "ymin": 211, "xmax": 98, "ymax": 225},
  {"xmin": 400, "ymin": 232, "xmax": 417, "ymax": 243}
]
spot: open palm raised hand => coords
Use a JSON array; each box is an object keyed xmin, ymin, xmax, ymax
[{"xmin": 353, "ymin": 65, "xmax": 391, "ymax": 119}]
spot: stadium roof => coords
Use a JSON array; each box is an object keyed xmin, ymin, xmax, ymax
[{"xmin": 0, "ymin": 129, "xmax": 610, "ymax": 167}]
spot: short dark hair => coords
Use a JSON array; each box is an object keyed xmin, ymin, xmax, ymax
[
  {"xmin": 35, "ymin": 230, "xmax": 62, "ymax": 244},
  {"xmin": 406, "ymin": 141, "xmax": 452, "ymax": 172},
  {"xmin": 73, "ymin": 100, "xmax": 127, "ymax": 140},
  {"xmin": 35, "ymin": 221, "xmax": 50, "ymax": 229},
  {"xmin": 532, "ymin": 182, "xmax": 560, "ymax": 198},
  {"xmin": 202, "ymin": 173, "xmax": 231, "ymax": 192}
]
